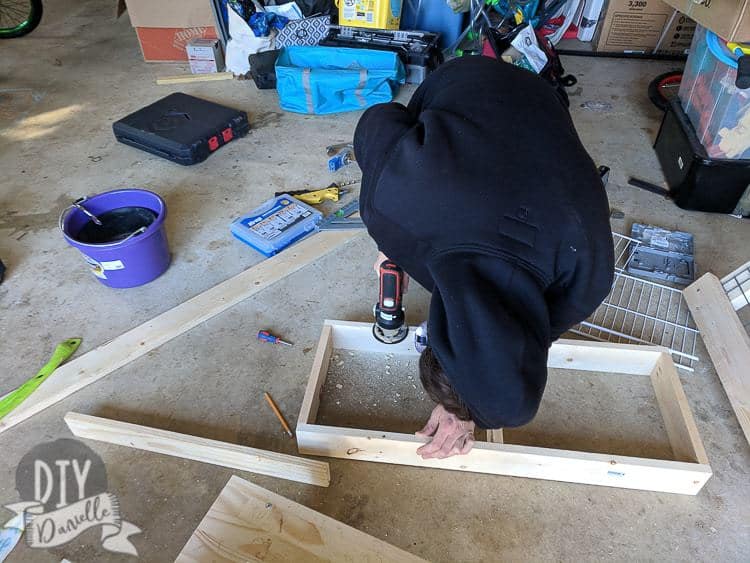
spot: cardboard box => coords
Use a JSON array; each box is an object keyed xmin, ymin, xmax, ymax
[
  {"xmin": 136, "ymin": 27, "xmax": 218, "ymax": 62},
  {"xmin": 123, "ymin": 0, "xmax": 218, "ymax": 61},
  {"xmin": 123, "ymin": 0, "xmax": 215, "ymax": 28},
  {"xmin": 656, "ymin": 11, "xmax": 697, "ymax": 54},
  {"xmin": 187, "ymin": 38, "xmax": 225, "ymax": 73},
  {"xmin": 595, "ymin": 0, "xmax": 695, "ymax": 53},
  {"xmin": 658, "ymin": 0, "xmax": 749, "ymax": 42}
]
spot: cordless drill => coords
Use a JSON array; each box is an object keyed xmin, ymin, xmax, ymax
[{"xmin": 372, "ymin": 260, "xmax": 409, "ymax": 344}]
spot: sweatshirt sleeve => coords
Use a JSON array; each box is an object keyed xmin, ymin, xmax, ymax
[
  {"xmin": 353, "ymin": 102, "xmax": 415, "ymax": 188},
  {"xmin": 546, "ymin": 223, "xmax": 615, "ymax": 341}
]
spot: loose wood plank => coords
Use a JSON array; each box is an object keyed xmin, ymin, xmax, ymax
[
  {"xmin": 175, "ymin": 475, "xmax": 426, "ymax": 562},
  {"xmin": 684, "ymin": 272, "xmax": 750, "ymax": 446},
  {"xmin": 0, "ymin": 231, "xmax": 359, "ymax": 434},
  {"xmin": 65, "ymin": 413, "xmax": 330, "ymax": 487},
  {"xmin": 156, "ymin": 72, "xmax": 233, "ymax": 85}
]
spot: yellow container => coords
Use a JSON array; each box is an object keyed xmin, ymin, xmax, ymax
[{"xmin": 338, "ymin": 0, "xmax": 403, "ymax": 30}]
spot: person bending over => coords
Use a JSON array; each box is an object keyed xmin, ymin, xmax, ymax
[{"xmin": 354, "ymin": 55, "xmax": 614, "ymax": 460}]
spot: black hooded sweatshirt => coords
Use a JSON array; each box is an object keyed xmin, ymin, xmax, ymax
[{"xmin": 354, "ymin": 56, "xmax": 614, "ymax": 429}]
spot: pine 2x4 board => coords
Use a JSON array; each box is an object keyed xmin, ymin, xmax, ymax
[{"xmin": 296, "ymin": 320, "xmax": 712, "ymax": 495}]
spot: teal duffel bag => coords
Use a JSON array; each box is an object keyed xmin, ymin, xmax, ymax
[{"xmin": 275, "ymin": 46, "xmax": 406, "ymax": 115}]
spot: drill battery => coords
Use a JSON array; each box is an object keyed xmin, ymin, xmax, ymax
[{"xmin": 319, "ymin": 26, "xmax": 442, "ymax": 84}]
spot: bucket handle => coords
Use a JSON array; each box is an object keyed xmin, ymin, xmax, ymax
[
  {"xmin": 58, "ymin": 197, "xmax": 103, "ymax": 232},
  {"xmin": 59, "ymin": 197, "xmax": 148, "ymax": 246}
]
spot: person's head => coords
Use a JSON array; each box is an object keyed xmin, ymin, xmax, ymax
[{"xmin": 419, "ymin": 346, "xmax": 472, "ymax": 421}]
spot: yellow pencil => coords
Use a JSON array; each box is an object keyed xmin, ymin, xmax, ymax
[{"xmin": 264, "ymin": 392, "xmax": 293, "ymax": 438}]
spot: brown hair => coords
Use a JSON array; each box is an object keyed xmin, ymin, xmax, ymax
[{"xmin": 419, "ymin": 347, "xmax": 472, "ymax": 421}]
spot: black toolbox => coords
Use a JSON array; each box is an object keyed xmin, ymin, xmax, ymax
[
  {"xmin": 113, "ymin": 93, "xmax": 250, "ymax": 165},
  {"xmin": 655, "ymin": 100, "xmax": 750, "ymax": 214},
  {"xmin": 319, "ymin": 26, "xmax": 442, "ymax": 84}
]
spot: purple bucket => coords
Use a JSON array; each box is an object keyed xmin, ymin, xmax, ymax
[{"xmin": 60, "ymin": 189, "xmax": 170, "ymax": 288}]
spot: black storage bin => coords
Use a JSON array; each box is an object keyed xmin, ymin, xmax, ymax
[
  {"xmin": 249, "ymin": 50, "xmax": 280, "ymax": 90},
  {"xmin": 655, "ymin": 100, "xmax": 750, "ymax": 213},
  {"xmin": 113, "ymin": 93, "xmax": 250, "ymax": 166}
]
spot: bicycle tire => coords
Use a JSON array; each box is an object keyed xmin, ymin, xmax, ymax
[
  {"xmin": 647, "ymin": 71, "xmax": 682, "ymax": 111},
  {"xmin": 0, "ymin": 0, "xmax": 43, "ymax": 39}
]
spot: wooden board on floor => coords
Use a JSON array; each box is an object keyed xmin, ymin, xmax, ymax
[
  {"xmin": 65, "ymin": 413, "xmax": 330, "ymax": 487},
  {"xmin": 156, "ymin": 72, "xmax": 233, "ymax": 85},
  {"xmin": 295, "ymin": 320, "xmax": 712, "ymax": 495},
  {"xmin": 175, "ymin": 475, "xmax": 426, "ymax": 562},
  {"xmin": 0, "ymin": 231, "xmax": 361, "ymax": 435},
  {"xmin": 684, "ymin": 272, "xmax": 750, "ymax": 446}
]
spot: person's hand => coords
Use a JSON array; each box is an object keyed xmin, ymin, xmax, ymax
[
  {"xmin": 416, "ymin": 404, "xmax": 475, "ymax": 459},
  {"xmin": 373, "ymin": 251, "xmax": 409, "ymax": 292}
]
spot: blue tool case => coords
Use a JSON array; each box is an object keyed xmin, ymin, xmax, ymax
[{"xmin": 275, "ymin": 46, "xmax": 405, "ymax": 115}]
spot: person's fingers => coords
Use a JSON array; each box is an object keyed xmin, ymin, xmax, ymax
[
  {"xmin": 418, "ymin": 420, "xmax": 460, "ymax": 457},
  {"xmin": 415, "ymin": 408, "xmax": 441, "ymax": 438},
  {"xmin": 417, "ymin": 423, "xmax": 452, "ymax": 456},
  {"xmin": 373, "ymin": 251, "xmax": 389, "ymax": 275},
  {"xmin": 422, "ymin": 432, "xmax": 474, "ymax": 459},
  {"xmin": 446, "ymin": 435, "xmax": 467, "ymax": 457},
  {"xmin": 431, "ymin": 433, "xmax": 462, "ymax": 459},
  {"xmin": 403, "ymin": 273, "xmax": 410, "ymax": 294},
  {"xmin": 459, "ymin": 435, "xmax": 475, "ymax": 455}
]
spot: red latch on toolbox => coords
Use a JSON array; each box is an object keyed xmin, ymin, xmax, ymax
[
  {"xmin": 222, "ymin": 128, "xmax": 234, "ymax": 142},
  {"xmin": 208, "ymin": 136, "xmax": 219, "ymax": 151}
]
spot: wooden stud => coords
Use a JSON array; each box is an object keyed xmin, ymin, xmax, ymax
[
  {"xmin": 684, "ymin": 272, "xmax": 750, "ymax": 446},
  {"xmin": 65, "ymin": 413, "xmax": 330, "ymax": 487},
  {"xmin": 322, "ymin": 320, "xmax": 664, "ymax": 375},
  {"xmin": 297, "ymin": 324, "xmax": 333, "ymax": 425},
  {"xmin": 156, "ymin": 72, "xmax": 233, "ymax": 85},
  {"xmin": 175, "ymin": 475, "xmax": 426, "ymax": 562},
  {"xmin": 649, "ymin": 354, "xmax": 709, "ymax": 463},
  {"xmin": 486, "ymin": 429, "xmax": 504, "ymax": 443},
  {"xmin": 0, "ymin": 231, "xmax": 361, "ymax": 435},
  {"xmin": 296, "ymin": 320, "xmax": 713, "ymax": 495},
  {"xmin": 296, "ymin": 425, "xmax": 711, "ymax": 496}
]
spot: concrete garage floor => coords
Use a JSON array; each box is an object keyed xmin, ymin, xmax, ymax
[{"xmin": 1, "ymin": 0, "xmax": 749, "ymax": 561}]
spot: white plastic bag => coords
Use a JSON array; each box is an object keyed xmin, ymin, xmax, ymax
[
  {"xmin": 225, "ymin": 6, "xmax": 273, "ymax": 75},
  {"xmin": 265, "ymin": 2, "xmax": 303, "ymax": 20},
  {"xmin": 510, "ymin": 24, "xmax": 548, "ymax": 73}
]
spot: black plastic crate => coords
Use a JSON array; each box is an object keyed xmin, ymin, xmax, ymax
[{"xmin": 655, "ymin": 100, "xmax": 750, "ymax": 213}]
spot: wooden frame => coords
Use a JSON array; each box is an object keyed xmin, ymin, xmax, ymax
[
  {"xmin": 175, "ymin": 475, "xmax": 426, "ymax": 562},
  {"xmin": 65, "ymin": 413, "xmax": 330, "ymax": 487},
  {"xmin": 684, "ymin": 273, "xmax": 750, "ymax": 446},
  {"xmin": 0, "ymin": 230, "xmax": 361, "ymax": 434},
  {"xmin": 296, "ymin": 320, "xmax": 712, "ymax": 495}
]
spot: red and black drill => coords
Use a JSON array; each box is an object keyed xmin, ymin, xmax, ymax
[{"xmin": 372, "ymin": 260, "xmax": 409, "ymax": 344}]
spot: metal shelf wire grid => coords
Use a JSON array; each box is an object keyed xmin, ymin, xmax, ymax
[
  {"xmin": 570, "ymin": 233, "xmax": 700, "ymax": 372},
  {"xmin": 722, "ymin": 262, "xmax": 750, "ymax": 312}
]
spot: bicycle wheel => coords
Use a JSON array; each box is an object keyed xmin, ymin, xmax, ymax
[
  {"xmin": 647, "ymin": 71, "xmax": 682, "ymax": 112},
  {"xmin": 0, "ymin": 0, "xmax": 43, "ymax": 39}
]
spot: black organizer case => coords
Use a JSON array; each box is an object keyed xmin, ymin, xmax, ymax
[{"xmin": 113, "ymin": 93, "xmax": 250, "ymax": 165}]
